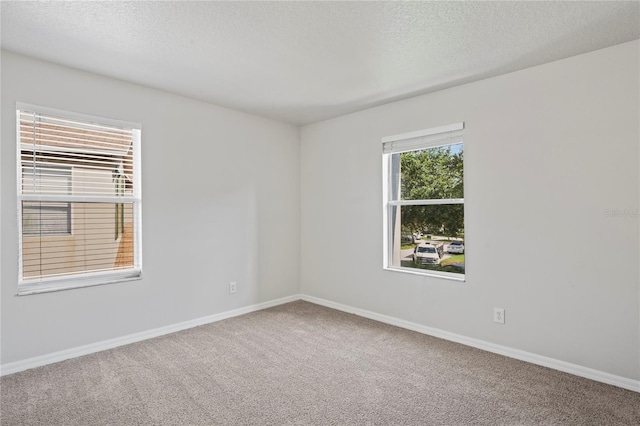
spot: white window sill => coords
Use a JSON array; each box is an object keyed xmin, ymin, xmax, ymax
[
  {"xmin": 383, "ymin": 266, "xmax": 465, "ymax": 282},
  {"xmin": 17, "ymin": 271, "xmax": 142, "ymax": 296}
]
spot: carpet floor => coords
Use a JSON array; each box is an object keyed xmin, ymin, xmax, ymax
[{"xmin": 1, "ymin": 301, "xmax": 638, "ymax": 425}]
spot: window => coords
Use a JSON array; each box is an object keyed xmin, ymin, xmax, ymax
[
  {"xmin": 383, "ymin": 123, "xmax": 464, "ymax": 280},
  {"xmin": 17, "ymin": 104, "xmax": 142, "ymax": 295},
  {"xmin": 22, "ymin": 167, "xmax": 72, "ymax": 235}
]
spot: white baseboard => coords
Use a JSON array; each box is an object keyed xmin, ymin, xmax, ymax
[
  {"xmin": 3, "ymin": 293, "xmax": 638, "ymax": 393},
  {"xmin": 300, "ymin": 294, "xmax": 640, "ymax": 393},
  {"xmin": 0, "ymin": 294, "xmax": 301, "ymax": 377}
]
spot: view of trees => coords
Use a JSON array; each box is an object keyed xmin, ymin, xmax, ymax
[{"xmin": 399, "ymin": 144, "xmax": 464, "ymax": 239}]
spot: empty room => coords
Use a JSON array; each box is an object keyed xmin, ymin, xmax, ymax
[{"xmin": 1, "ymin": 1, "xmax": 639, "ymax": 425}]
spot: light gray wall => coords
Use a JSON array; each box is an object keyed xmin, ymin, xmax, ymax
[
  {"xmin": 300, "ymin": 41, "xmax": 640, "ymax": 380},
  {"xmin": 1, "ymin": 51, "xmax": 300, "ymax": 364},
  {"xmin": 2, "ymin": 41, "xmax": 639, "ymax": 382}
]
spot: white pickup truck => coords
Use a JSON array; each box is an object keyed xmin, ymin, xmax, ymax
[{"xmin": 412, "ymin": 242, "xmax": 444, "ymax": 265}]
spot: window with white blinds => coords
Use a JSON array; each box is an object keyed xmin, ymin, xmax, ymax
[
  {"xmin": 382, "ymin": 122, "xmax": 465, "ymax": 281},
  {"xmin": 17, "ymin": 104, "xmax": 142, "ymax": 295}
]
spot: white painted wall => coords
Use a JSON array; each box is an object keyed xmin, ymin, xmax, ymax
[
  {"xmin": 1, "ymin": 51, "xmax": 300, "ymax": 364},
  {"xmin": 300, "ymin": 41, "xmax": 640, "ymax": 380},
  {"xmin": 2, "ymin": 41, "xmax": 639, "ymax": 384}
]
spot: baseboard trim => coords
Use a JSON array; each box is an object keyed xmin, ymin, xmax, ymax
[
  {"xmin": 0, "ymin": 294, "xmax": 301, "ymax": 377},
  {"xmin": 300, "ymin": 294, "xmax": 640, "ymax": 393},
  {"xmin": 4, "ymin": 293, "xmax": 639, "ymax": 393}
]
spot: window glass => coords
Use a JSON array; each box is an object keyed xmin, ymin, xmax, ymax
[{"xmin": 383, "ymin": 125, "xmax": 464, "ymax": 279}]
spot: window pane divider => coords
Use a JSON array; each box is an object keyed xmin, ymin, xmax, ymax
[
  {"xmin": 388, "ymin": 198, "xmax": 464, "ymax": 206},
  {"xmin": 19, "ymin": 194, "xmax": 138, "ymax": 203}
]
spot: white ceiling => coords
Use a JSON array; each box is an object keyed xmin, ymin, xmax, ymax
[{"xmin": 1, "ymin": 1, "xmax": 638, "ymax": 125}]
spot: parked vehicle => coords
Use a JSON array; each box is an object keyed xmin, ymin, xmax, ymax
[
  {"xmin": 413, "ymin": 242, "xmax": 444, "ymax": 265},
  {"xmin": 447, "ymin": 241, "xmax": 465, "ymax": 254}
]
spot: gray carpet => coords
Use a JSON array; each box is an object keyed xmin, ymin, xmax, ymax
[{"xmin": 1, "ymin": 301, "xmax": 638, "ymax": 425}]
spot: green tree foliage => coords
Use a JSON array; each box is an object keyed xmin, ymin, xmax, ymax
[{"xmin": 400, "ymin": 145, "xmax": 464, "ymax": 238}]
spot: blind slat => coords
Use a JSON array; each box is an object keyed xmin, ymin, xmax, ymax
[{"xmin": 382, "ymin": 122, "xmax": 464, "ymax": 154}]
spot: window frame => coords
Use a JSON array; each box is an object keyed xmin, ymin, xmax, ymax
[
  {"xmin": 16, "ymin": 103, "xmax": 143, "ymax": 295},
  {"xmin": 382, "ymin": 123, "xmax": 465, "ymax": 281}
]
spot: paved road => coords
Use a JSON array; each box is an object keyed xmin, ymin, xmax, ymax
[{"xmin": 401, "ymin": 241, "xmax": 463, "ymax": 263}]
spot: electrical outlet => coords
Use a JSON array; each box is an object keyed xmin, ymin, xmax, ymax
[
  {"xmin": 494, "ymin": 308, "xmax": 505, "ymax": 324},
  {"xmin": 229, "ymin": 282, "xmax": 237, "ymax": 294}
]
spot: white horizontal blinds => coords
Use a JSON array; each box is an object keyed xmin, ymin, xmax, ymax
[
  {"xmin": 19, "ymin": 110, "xmax": 136, "ymax": 198},
  {"xmin": 21, "ymin": 202, "xmax": 136, "ymax": 281},
  {"xmin": 382, "ymin": 122, "xmax": 464, "ymax": 154},
  {"xmin": 19, "ymin": 107, "xmax": 141, "ymax": 284}
]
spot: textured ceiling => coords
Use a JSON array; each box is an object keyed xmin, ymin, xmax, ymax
[{"xmin": 1, "ymin": 1, "xmax": 639, "ymax": 125}]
